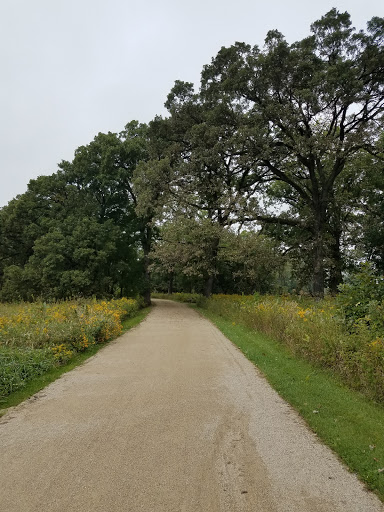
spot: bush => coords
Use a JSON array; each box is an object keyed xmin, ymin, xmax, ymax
[{"xmin": 338, "ymin": 263, "xmax": 384, "ymax": 333}]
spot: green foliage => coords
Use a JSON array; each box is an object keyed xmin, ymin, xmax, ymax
[
  {"xmin": 28, "ymin": 217, "xmax": 120, "ymax": 299},
  {"xmin": 338, "ymin": 264, "xmax": 384, "ymax": 333},
  {"xmin": 133, "ymin": 158, "xmax": 171, "ymax": 219},
  {"xmin": 352, "ymin": 144, "xmax": 384, "ymax": 272},
  {"xmin": 0, "ymin": 266, "xmax": 31, "ymax": 302},
  {"xmin": 0, "ymin": 122, "xmax": 156, "ymax": 302},
  {"xmin": 217, "ymin": 230, "xmax": 283, "ymax": 294},
  {"xmin": 199, "ymin": 9, "xmax": 384, "ymax": 296},
  {"xmin": 152, "ymin": 217, "xmax": 223, "ymax": 277},
  {"xmin": 150, "ymin": 219, "xmax": 282, "ymax": 295},
  {"xmin": 0, "ymin": 218, "xmax": 124, "ymax": 300},
  {"xmin": 0, "ymin": 347, "xmax": 56, "ymax": 398}
]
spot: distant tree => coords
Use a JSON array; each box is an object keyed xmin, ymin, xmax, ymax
[
  {"xmin": 133, "ymin": 157, "xmax": 172, "ymax": 303},
  {"xmin": 0, "ymin": 173, "xmax": 71, "ymax": 273},
  {"xmin": 0, "ymin": 122, "xmax": 154, "ymax": 301},
  {"xmin": 350, "ymin": 140, "xmax": 384, "ymax": 271},
  {"xmin": 218, "ymin": 230, "xmax": 283, "ymax": 294},
  {"xmin": 59, "ymin": 122, "xmax": 157, "ymax": 304},
  {"xmin": 150, "ymin": 217, "xmax": 224, "ymax": 297},
  {"xmin": 145, "ymin": 81, "xmax": 263, "ymax": 296},
  {"xmin": 24, "ymin": 217, "xmax": 121, "ymax": 299},
  {"xmin": 150, "ymin": 218, "xmax": 282, "ymax": 295}
]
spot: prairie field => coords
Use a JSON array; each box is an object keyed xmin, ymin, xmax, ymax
[
  {"xmin": 193, "ymin": 293, "xmax": 384, "ymax": 403},
  {"xmin": 0, "ymin": 298, "xmax": 140, "ymax": 400}
]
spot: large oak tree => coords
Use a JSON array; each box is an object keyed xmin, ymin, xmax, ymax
[{"xmin": 200, "ymin": 9, "xmax": 384, "ymax": 296}]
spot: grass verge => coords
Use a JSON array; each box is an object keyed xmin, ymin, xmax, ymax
[
  {"xmin": 197, "ymin": 306, "xmax": 384, "ymax": 501},
  {"xmin": 0, "ymin": 306, "xmax": 151, "ymax": 414}
]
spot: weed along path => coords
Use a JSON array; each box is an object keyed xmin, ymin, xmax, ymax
[{"xmin": 0, "ymin": 300, "xmax": 382, "ymax": 512}]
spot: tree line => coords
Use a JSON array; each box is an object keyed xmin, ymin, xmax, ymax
[{"xmin": 1, "ymin": 9, "xmax": 383, "ymax": 303}]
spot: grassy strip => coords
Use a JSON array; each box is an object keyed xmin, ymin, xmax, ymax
[
  {"xmin": 0, "ymin": 306, "xmax": 151, "ymax": 413},
  {"xmin": 0, "ymin": 297, "xmax": 142, "ymax": 399},
  {"xmin": 197, "ymin": 306, "xmax": 384, "ymax": 501},
  {"xmin": 198, "ymin": 295, "xmax": 384, "ymax": 403}
]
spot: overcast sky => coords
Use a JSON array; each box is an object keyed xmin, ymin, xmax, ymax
[{"xmin": 1, "ymin": 0, "xmax": 383, "ymax": 207}]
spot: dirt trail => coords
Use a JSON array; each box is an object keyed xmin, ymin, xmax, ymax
[{"xmin": 0, "ymin": 300, "xmax": 382, "ymax": 512}]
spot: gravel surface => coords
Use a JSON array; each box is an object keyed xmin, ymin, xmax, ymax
[{"xmin": 0, "ymin": 299, "xmax": 383, "ymax": 511}]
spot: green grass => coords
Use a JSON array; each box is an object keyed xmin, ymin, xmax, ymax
[
  {"xmin": 0, "ymin": 306, "xmax": 151, "ymax": 413},
  {"xmin": 197, "ymin": 306, "xmax": 384, "ymax": 501}
]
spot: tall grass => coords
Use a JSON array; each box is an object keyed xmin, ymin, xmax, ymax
[
  {"xmin": 198, "ymin": 310, "xmax": 384, "ymax": 501},
  {"xmin": 0, "ymin": 298, "xmax": 140, "ymax": 399},
  {"xmin": 198, "ymin": 294, "xmax": 384, "ymax": 403}
]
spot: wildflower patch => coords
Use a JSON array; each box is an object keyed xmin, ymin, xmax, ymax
[
  {"xmin": 0, "ymin": 298, "xmax": 140, "ymax": 399},
  {"xmin": 199, "ymin": 294, "xmax": 384, "ymax": 403}
]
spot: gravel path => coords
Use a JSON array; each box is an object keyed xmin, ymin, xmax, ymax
[{"xmin": 0, "ymin": 299, "xmax": 383, "ymax": 511}]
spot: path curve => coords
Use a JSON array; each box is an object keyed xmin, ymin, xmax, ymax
[{"xmin": 0, "ymin": 300, "xmax": 382, "ymax": 511}]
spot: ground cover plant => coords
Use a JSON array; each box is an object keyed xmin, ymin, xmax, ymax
[
  {"xmin": 197, "ymin": 310, "xmax": 384, "ymax": 501},
  {"xmin": 197, "ymin": 293, "xmax": 384, "ymax": 403},
  {"xmin": 0, "ymin": 298, "xmax": 141, "ymax": 400}
]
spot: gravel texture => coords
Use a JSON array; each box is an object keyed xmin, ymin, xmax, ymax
[{"xmin": 0, "ymin": 299, "xmax": 383, "ymax": 511}]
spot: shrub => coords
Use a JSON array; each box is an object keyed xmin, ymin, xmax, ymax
[{"xmin": 338, "ymin": 263, "xmax": 384, "ymax": 333}]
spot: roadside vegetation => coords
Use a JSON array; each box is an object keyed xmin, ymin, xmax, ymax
[
  {"xmin": 198, "ymin": 310, "xmax": 384, "ymax": 501},
  {"xmin": 199, "ymin": 290, "xmax": 384, "ymax": 403},
  {"xmin": 0, "ymin": 7, "xmax": 383, "ymax": 492},
  {"xmin": 0, "ymin": 298, "xmax": 145, "ymax": 404},
  {"xmin": 158, "ymin": 263, "xmax": 384, "ymax": 404},
  {"xmin": 154, "ymin": 286, "xmax": 384, "ymax": 498}
]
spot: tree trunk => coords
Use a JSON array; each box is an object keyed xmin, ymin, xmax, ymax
[
  {"xmin": 204, "ymin": 274, "xmax": 214, "ymax": 298},
  {"xmin": 328, "ymin": 200, "xmax": 343, "ymax": 295},
  {"xmin": 141, "ymin": 225, "xmax": 152, "ymax": 307},
  {"xmin": 312, "ymin": 239, "xmax": 324, "ymax": 298},
  {"xmin": 311, "ymin": 208, "xmax": 326, "ymax": 299},
  {"xmin": 328, "ymin": 229, "xmax": 343, "ymax": 295},
  {"xmin": 168, "ymin": 272, "xmax": 174, "ymax": 295}
]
